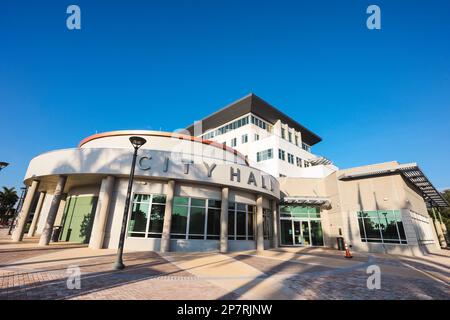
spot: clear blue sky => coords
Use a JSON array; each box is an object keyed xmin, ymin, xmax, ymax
[{"xmin": 1, "ymin": 0, "xmax": 449, "ymax": 191}]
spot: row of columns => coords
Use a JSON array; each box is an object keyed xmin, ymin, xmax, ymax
[{"xmin": 12, "ymin": 176, "xmax": 279, "ymax": 253}]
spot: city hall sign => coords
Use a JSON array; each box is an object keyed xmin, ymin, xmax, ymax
[{"xmin": 137, "ymin": 155, "xmax": 277, "ymax": 194}]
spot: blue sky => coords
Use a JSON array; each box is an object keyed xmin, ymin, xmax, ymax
[{"xmin": 0, "ymin": 0, "xmax": 449, "ymax": 191}]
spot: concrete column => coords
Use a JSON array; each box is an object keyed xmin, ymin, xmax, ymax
[
  {"xmin": 160, "ymin": 180, "xmax": 176, "ymax": 253},
  {"xmin": 89, "ymin": 176, "xmax": 115, "ymax": 249},
  {"xmin": 431, "ymin": 207, "xmax": 447, "ymax": 248},
  {"xmin": 39, "ymin": 176, "xmax": 67, "ymax": 246},
  {"xmin": 219, "ymin": 187, "xmax": 229, "ymax": 253},
  {"xmin": 437, "ymin": 209, "xmax": 448, "ymax": 241},
  {"xmin": 11, "ymin": 180, "xmax": 40, "ymax": 242},
  {"xmin": 271, "ymin": 200, "xmax": 279, "ymax": 248},
  {"xmin": 27, "ymin": 191, "xmax": 46, "ymax": 237},
  {"xmin": 256, "ymin": 195, "xmax": 264, "ymax": 252}
]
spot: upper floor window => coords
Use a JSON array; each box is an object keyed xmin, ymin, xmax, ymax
[
  {"xmin": 302, "ymin": 142, "xmax": 311, "ymax": 152},
  {"xmin": 254, "ymin": 134, "xmax": 259, "ymax": 141},
  {"xmin": 288, "ymin": 132, "xmax": 292, "ymax": 143},
  {"xmin": 295, "ymin": 135, "xmax": 299, "ymax": 146},
  {"xmin": 287, "ymin": 153, "xmax": 294, "ymax": 164},
  {"xmin": 257, "ymin": 149, "xmax": 273, "ymax": 162},
  {"xmin": 281, "ymin": 128, "xmax": 286, "ymax": 139},
  {"xmin": 231, "ymin": 138, "xmax": 237, "ymax": 147},
  {"xmin": 304, "ymin": 161, "xmax": 310, "ymax": 167},
  {"xmin": 242, "ymin": 134, "xmax": 248, "ymax": 144},
  {"xmin": 202, "ymin": 115, "xmax": 249, "ymax": 140},
  {"xmin": 278, "ymin": 149, "xmax": 286, "ymax": 161},
  {"xmin": 296, "ymin": 157, "xmax": 303, "ymax": 167}
]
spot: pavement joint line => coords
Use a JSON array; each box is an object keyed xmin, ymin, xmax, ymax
[{"xmin": 400, "ymin": 261, "xmax": 450, "ymax": 286}]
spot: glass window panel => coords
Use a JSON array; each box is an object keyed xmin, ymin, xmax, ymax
[
  {"xmin": 236, "ymin": 212, "xmax": 246, "ymax": 235},
  {"xmin": 363, "ymin": 217, "xmax": 382, "ymax": 239},
  {"xmin": 189, "ymin": 207, "xmax": 206, "ymax": 235},
  {"xmin": 236, "ymin": 203, "xmax": 246, "ymax": 211},
  {"xmin": 207, "ymin": 208, "xmax": 221, "ymax": 236},
  {"xmin": 228, "ymin": 202, "xmax": 235, "ymax": 210},
  {"xmin": 228, "ymin": 210, "xmax": 235, "ymax": 236},
  {"xmin": 208, "ymin": 199, "xmax": 221, "ymax": 208},
  {"xmin": 191, "ymin": 198, "xmax": 206, "ymax": 207},
  {"xmin": 280, "ymin": 220, "xmax": 293, "ymax": 245},
  {"xmin": 128, "ymin": 203, "xmax": 149, "ymax": 233},
  {"xmin": 148, "ymin": 204, "xmax": 165, "ymax": 233},
  {"xmin": 358, "ymin": 218, "xmax": 366, "ymax": 241},
  {"xmin": 248, "ymin": 212, "xmax": 254, "ymax": 236},
  {"xmin": 378, "ymin": 211, "xmax": 400, "ymax": 240},
  {"xmin": 152, "ymin": 195, "xmax": 166, "ymax": 204},
  {"xmin": 129, "ymin": 233, "xmax": 145, "ymax": 238},
  {"xmin": 133, "ymin": 194, "xmax": 150, "ymax": 203},
  {"xmin": 173, "ymin": 197, "xmax": 189, "ymax": 206},
  {"xmin": 171, "ymin": 205, "xmax": 188, "ymax": 235}
]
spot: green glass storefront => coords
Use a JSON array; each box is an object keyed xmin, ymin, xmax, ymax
[{"xmin": 279, "ymin": 205, "xmax": 324, "ymax": 246}]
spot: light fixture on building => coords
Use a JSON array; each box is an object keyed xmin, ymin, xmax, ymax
[
  {"xmin": 0, "ymin": 162, "xmax": 9, "ymax": 172},
  {"xmin": 113, "ymin": 136, "xmax": 147, "ymax": 270}
]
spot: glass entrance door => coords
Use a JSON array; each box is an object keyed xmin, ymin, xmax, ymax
[{"xmin": 293, "ymin": 221, "xmax": 302, "ymax": 245}]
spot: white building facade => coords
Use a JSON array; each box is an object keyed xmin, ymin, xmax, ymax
[{"xmin": 12, "ymin": 94, "xmax": 449, "ymax": 256}]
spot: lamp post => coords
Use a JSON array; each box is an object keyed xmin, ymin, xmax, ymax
[
  {"xmin": 0, "ymin": 162, "xmax": 9, "ymax": 172},
  {"xmin": 113, "ymin": 136, "xmax": 147, "ymax": 270}
]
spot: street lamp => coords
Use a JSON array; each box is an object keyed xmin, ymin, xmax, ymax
[
  {"xmin": 0, "ymin": 162, "xmax": 9, "ymax": 172},
  {"xmin": 113, "ymin": 136, "xmax": 147, "ymax": 270}
]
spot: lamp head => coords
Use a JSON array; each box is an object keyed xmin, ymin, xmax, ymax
[
  {"xmin": 0, "ymin": 162, "xmax": 9, "ymax": 170},
  {"xmin": 129, "ymin": 136, "xmax": 147, "ymax": 149}
]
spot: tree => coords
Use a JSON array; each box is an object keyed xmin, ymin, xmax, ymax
[{"xmin": 0, "ymin": 187, "xmax": 19, "ymax": 224}]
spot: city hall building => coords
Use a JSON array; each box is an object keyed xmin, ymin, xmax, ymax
[{"xmin": 12, "ymin": 94, "xmax": 449, "ymax": 256}]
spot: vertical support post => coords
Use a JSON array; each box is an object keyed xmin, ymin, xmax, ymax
[
  {"xmin": 256, "ymin": 195, "xmax": 264, "ymax": 252},
  {"xmin": 160, "ymin": 180, "xmax": 176, "ymax": 253},
  {"xmin": 89, "ymin": 176, "xmax": 115, "ymax": 249},
  {"xmin": 27, "ymin": 191, "xmax": 46, "ymax": 237},
  {"xmin": 220, "ymin": 187, "xmax": 229, "ymax": 253},
  {"xmin": 39, "ymin": 176, "xmax": 67, "ymax": 246},
  {"xmin": 271, "ymin": 200, "xmax": 279, "ymax": 248},
  {"xmin": 11, "ymin": 180, "xmax": 40, "ymax": 242}
]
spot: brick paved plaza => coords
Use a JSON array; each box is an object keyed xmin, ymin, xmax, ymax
[{"xmin": 0, "ymin": 227, "xmax": 448, "ymax": 300}]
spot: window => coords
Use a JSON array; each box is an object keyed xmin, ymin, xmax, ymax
[
  {"xmin": 231, "ymin": 138, "xmax": 237, "ymax": 147},
  {"xmin": 242, "ymin": 134, "xmax": 248, "ymax": 144},
  {"xmin": 287, "ymin": 153, "xmax": 294, "ymax": 164},
  {"xmin": 304, "ymin": 161, "xmax": 310, "ymax": 167},
  {"xmin": 280, "ymin": 205, "xmax": 320, "ymax": 219},
  {"xmin": 288, "ymin": 132, "xmax": 292, "ymax": 143},
  {"xmin": 357, "ymin": 210, "xmax": 407, "ymax": 244},
  {"xmin": 302, "ymin": 142, "xmax": 311, "ymax": 152},
  {"xmin": 228, "ymin": 202, "xmax": 254, "ymax": 240},
  {"xmin": 281, "ymin": 128, "xmax": 286, "ymax": 139},
  {"xmin": 128, "ymin": 194, "xmax": 166, "ymax": 238},
  {"xmin": 204, "ymin": 116, "xmax": 250, "ymax": 139},
  {"xmin": 171, "ymin": 197, "xmax": 222, "ymax": 240},
  {"xmin": 278, "ymin": 149, "xmax": 285, "ymax": 161},
  {"xmin": 256, "ymin": 149, "xmax": 273, "ymax": 162},
  {"xmin": 296, "ymin": 157, "xmax": 303, "ymax": 167},
  {"xmin": 254, "ymin": 134, "xmax": 259, "ymax": 141},
  {"xmin": 251, "ymin": 115, "xmax": 271, "ymax": 132},
  {"xmin": 295, "ymin": 135, "xmax": 299, "ymax": 146}
]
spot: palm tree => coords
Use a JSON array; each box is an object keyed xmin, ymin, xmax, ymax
[{"xmin": 0, "ymin": 187, "xmax": 19, "ymax": 225}]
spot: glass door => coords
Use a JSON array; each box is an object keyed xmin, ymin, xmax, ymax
[
  {"xmin": 293, "ymin": 221, "xmax": 302, "ymax": 245},
  {"xmin": 301, "ymin": 221, "xmax": 310, "ymax": 246},
  {"xmin": 280, "ymin": 219, "xmax": 294, "ymax": 245}
]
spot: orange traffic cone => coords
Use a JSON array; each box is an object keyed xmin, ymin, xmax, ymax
[{"xmin": 344, "ymin": 243, "xmax": 353, "ymax": 259}]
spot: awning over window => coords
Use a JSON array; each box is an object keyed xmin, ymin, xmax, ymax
[
  {"xmin": 338, "ymin": 163, "xmax": 449, "ymax": 208},
  {"xmin": 309, "ymin": 156, "xmax": 333, "ymax": 166},
  {"xmin": 281, "ymin": 196, "xmax": 330, "ymax": 206}
]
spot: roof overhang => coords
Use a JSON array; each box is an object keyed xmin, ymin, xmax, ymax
[{"xmin": 338, "ymin": 163, "xmax": 449, "ymax": 208}]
